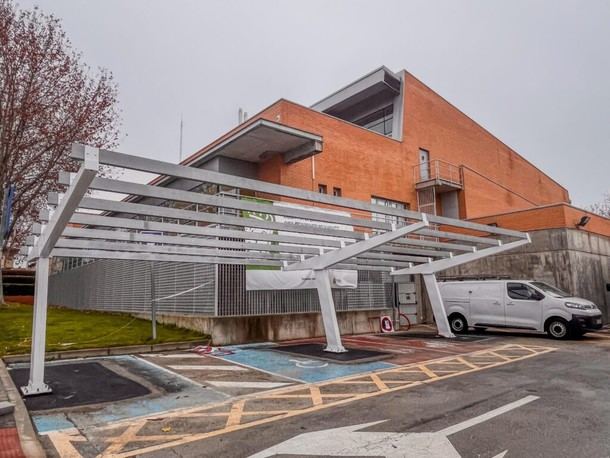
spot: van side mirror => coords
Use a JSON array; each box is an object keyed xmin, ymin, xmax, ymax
[{"xmin": 533, "ymin": 291, "xmax": 544, "ymax": 301}]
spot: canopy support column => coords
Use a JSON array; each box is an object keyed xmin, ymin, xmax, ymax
[
  {"xmin": 314, "ymin": 270, "xmax": 346, "ymax": 353},
  {"xmin": 21, "ymin": 257, "xmax": 52, "ymax": 396},
  {"xmin": 422, "ymin": 273, "xmax": 455, "ymax": 338}
]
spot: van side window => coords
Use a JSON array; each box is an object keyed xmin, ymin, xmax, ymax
[{"xmin": 507, "ymin": 283, "xmax": 543, "ymax": 301}]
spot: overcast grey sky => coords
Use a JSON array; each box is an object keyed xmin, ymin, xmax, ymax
[{"xmin": 18, "ymin": 0, "xmax": 610, "ymax": 207}]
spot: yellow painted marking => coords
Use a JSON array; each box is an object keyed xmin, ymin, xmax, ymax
[
  {"xmin": 486, "ymin": 351, "xmax": 513, "ymax": 361},
  {"xmin": 370, "ymin": 373, "xmax": 389, "ymax": 391},
  {"xmin": 454, "ymin": 356, "xmax": 479, "ymax": 369},
  {"xmin": 46, "ymin": 429, "xmax": 87, "ymax": 458},
  {"xmin": 310, "ymin": 386, "xmax": 323, "ymax": 406},
  {"xmin": 104, "ymin": 423, "xmax": 145, "ymax": 454},
  {"xmin": 417, "ymin": 364, "xmax": 439, "ymax": 379},
  {"xmin": 50, "ymin": 344, "xmax": 556, "ymax": 458},
  {"xmin": 225, "ymin": 400, "xmax": 245, "ymax": 428}
]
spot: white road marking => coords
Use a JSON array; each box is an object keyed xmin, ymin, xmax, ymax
[
  {"xmin": 439, "ymin": 395, "xmax": 539, "ymax": 436},
  {"xmin": 250, "ymin": 395, "xmax": 540, "ymax": 458},
  {"xmin": 146, "ymin": 354, "xmax": 206, "ymax": 358},
  {"xmin": 167, "ymin": 365, "xmax": 248, "ymax": 371},
  {"xmin": 205, "ymin": 381, "xmax": 292, "ymax": 389}
]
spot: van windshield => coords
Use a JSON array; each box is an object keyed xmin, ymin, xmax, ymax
[{"xmin": 530, "ymin": 281, "xmax": 571, "ymax": 298}]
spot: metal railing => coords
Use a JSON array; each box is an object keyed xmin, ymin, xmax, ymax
[{"xmin": 413, "ymin": 159, "xmax": 462, "ymax": 187}]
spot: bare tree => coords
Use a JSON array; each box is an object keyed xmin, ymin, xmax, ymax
[
  {"xmin": 0, "ymin": 0, "xmax": 120, "ymax": 279},
  {"xmin": 588, "ymin": 192, "xmax": 610, "ymax": 218}
]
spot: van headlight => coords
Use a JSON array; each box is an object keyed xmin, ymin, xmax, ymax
[{"xmin": 565, "ymin": 302, "xmax": 594, "ymax": 310}]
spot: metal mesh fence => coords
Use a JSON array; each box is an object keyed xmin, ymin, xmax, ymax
[
  {"xmin": 49, "ymin": 261, "xmax": 392, "ymax": 317},
  {"xmin": 48, "ymin": 259, "xmax": 216, "ymax": 315},
  {"xmin": 216, "ymin": 265, "xmax": 392, "ymax": 316}
]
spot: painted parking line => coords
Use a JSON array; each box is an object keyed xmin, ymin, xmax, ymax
[
  {"xmin": 147, "ymin": 354, "xmax": 217, "ymax": 359},
  {"xmin": 166, "ymin": 365, "xmax": 248, "ymax": 371},
  {"xmin": 139, "ymin": 351, "xmax": 298, "ymax": 397},
  {"xmin": 45, "ymin": 343, "xmax": 556, "ymax": 457},
  {"xmin": 205, "ymin": 381, "xmax": 293, "ymax": 389}
]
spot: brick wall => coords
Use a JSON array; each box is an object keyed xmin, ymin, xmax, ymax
[
  {"xmin": 184, "ymin": 74, "xmax": 571, "ymax": 223},
  {"xmin": 401, "ymin": 73, "xmax": 570, "ymax": 218},
  {"xmin": 469, "ymin": 204, "xmax": 610, "ymax": 238}
]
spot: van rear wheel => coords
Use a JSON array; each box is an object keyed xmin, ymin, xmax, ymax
[
  {"xmin": 546, "ymin": 318, "xmax": 569, "ymax": 340},
  {"xmin": 449, "ymin": 314, "xmax": 468, "ymax": 334}
]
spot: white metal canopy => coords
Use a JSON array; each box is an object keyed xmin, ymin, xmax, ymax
[{"xmin": 22, "ymin": 143, "xmax": 530, "ymax": 396}]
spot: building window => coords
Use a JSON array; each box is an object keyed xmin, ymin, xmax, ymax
[
  {"xmin": 354, "ymin": 105, "xmax": 394, "ymax": 136},
  {"xmin": 371, "ymin": 196, "xmax": 408, "ymax": 226},
  {"xmin": 333, "ymin": 187, "xmax": 342, "ymax": 197},
  {"xmin": 318, "ymin": 184, "xmax": 327, "ymax": 194}
]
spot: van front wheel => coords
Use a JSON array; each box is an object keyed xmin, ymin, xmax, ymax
[
  {"xmin": 449, "ymin": 314, "xmax": 468, "ymax": 334},
  {"xmin": 546, "ymin": 318, "xmax": 569, "ymax": 340}
]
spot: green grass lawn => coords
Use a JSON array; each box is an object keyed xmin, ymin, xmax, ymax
[{"xmin": 0, "ymin": 303, "xmax": 208, "ymax": 356}]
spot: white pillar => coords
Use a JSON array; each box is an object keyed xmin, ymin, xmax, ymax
[
  {"xmin": 314, "ymin": 269, "xmax": 346, "ymax": 353},
  {"xmin": 422, "ymin": 273, "xmax": 455, "ymax": 338},
  {"xmin": 21, "ymin": 257, "xmax": 52, "ymax": 396}
]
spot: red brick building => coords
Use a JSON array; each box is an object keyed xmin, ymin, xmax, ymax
[{"xmin": 176, "ymin": 66, "xmax": 609, "ymax": 321}]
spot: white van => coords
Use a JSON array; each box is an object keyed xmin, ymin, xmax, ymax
[{"xmin": 439, "ymin": 280, "xmax": 603, "ymax": 339}]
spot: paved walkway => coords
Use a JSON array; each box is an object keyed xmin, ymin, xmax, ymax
[{"xmin": 0, "ymin": 361, "xmax": 25, "ymax": 458}]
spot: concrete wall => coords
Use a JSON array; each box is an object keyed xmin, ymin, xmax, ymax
[
  {"xmin": 441, "ymin": 228, "xmax": 610, "ymax": 322},
  {"xmin": 135, "ymin": 309, "xmax": 392, "ymax": 345}
]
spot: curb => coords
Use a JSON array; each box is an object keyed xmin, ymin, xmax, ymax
[
  {"xmin": 1, "ymin": 340, "xmax": 208, "ymax": 364},
  {"xmin": 0, "ymin": 359, "xmax": 45, "ymax": 458}
]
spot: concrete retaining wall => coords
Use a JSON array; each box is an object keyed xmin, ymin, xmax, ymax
[{"xmin": 135, "ymin": 309, "xmax": 392, "ymax": 345}]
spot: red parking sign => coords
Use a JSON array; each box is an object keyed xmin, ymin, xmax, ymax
[{"xmin": 380, "ymin": 315, "xmax": 394, "ymax": 333}]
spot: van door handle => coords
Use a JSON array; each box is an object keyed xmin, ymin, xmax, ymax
[
  {"xmin": 506, "ymin": 302, "xmax": 515, "ymax": 306},
  {"xmin": 493, "ymin": 301, "xmax": 501, "ymax": 305}
]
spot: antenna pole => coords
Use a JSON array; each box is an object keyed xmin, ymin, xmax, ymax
[{"xmin": 179, "ymin": 114, "xmax": 184, "ymax": 162}]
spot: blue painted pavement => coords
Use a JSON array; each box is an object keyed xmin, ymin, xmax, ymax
[{"xmin": 219, "ymin": 347, "xmax": 395, "ymax": 383}]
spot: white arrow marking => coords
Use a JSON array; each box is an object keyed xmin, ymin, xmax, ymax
[{"xmin": 250, "ymin": 395, "xmax": 539, "ymax": 457}]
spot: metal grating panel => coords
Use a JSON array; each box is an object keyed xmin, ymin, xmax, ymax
[
  {"xmin": 216, "ymin": 265, "xmax": 392, "ymax": 317},
  {"xmin": 48, "ymin": 259, "xmax": 216, "ymax": 315}
]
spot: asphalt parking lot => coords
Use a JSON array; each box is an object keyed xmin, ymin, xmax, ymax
[{"xmin": 16, "ymin": 329, "xmax": 610, "ymax": 458}]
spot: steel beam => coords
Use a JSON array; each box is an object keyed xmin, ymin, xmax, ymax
[
  {"xmin": 29, "ymin": 146, "xmax": 98, "ymax": 260},
  {"xmin": 62, "ymin": 227, "xmax": 322, "ymax": 255},
  {"xmin": 315, "ymin": 270, "xmax": 346, "ymax": 353},
  {"xmin": 422, "ymin": 273, "xmax": 455, "ymax": 339},
  {"xmin": 70, "ymin": 147, "xmax": 529, "ymax": 240},
  {"xmin": 394, "ymin": 237, "xmax": 476, "ymax": 252},
  {"xmin": 70, "ymin": 145, "xmax": 425, "ymax": 222},
  {"xmin": 54, "ymin": 238, "xmax": 304, "ymax": 262},
  {"xmin": 284, "ymin": 219, "xmax": 429, "ymax": 271},
  {"xmin": 391, "ymin": 237, "xmax": 531, "ymax": 276},
  {"xmin": 77, "ymin": 197, "xmax": 360, "ymax": 240},
  {"xmin": 70, "ymin": 213, "xmax": 346, "ymax": 249},
  {"xmin": 21, "ymin": 257, "xmax": 52, "ymax": 396},
  {"xmin": 50, "ymin": 248, "xmax": 285, "ymax": 266},
  {"xmin": 62, "ymin": 176, "xmax": 395, "ymax": 233},
  {"xmin": 415, "ymin": 228, "xmax": 502, "ymax": 246}
]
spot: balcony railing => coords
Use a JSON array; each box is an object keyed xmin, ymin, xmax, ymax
[{"xmin": 413, "ymin": 159, "xmax": 462, "ymax": 188}]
